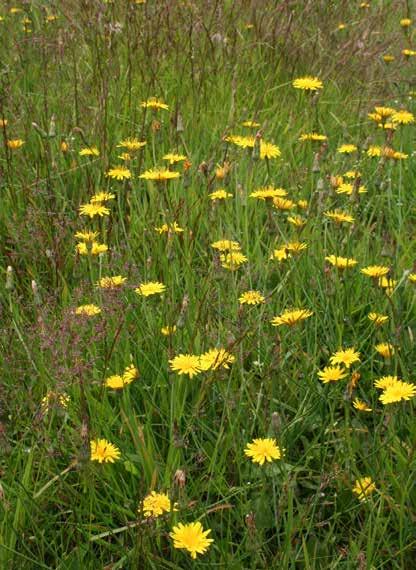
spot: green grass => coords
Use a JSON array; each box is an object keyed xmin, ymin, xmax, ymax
[{"xmin": 0, "ymin": 1, "xmax": 416, "ymax": 568}]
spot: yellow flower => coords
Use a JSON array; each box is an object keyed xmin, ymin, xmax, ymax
[
  {"xmin": 271, "ymin": 308, "xmax": 313, "ymax": 327},
  {"xmin": 155, "ymin": 222, "xmax": 184, "ymax": 234},
  {"xmin": 374, "ymin": 106, "xmax": 395, "ymax": 118},
  {"xmin": 337, "ymin": 144, "xmax": 357, "ymax": 154},
  {"xmin": 297, "ymin": 199, "xmax": 308, "ymax": 209},
  {"xmin": 408, "ymin": 273, "xmax": 416, "ymax": 283},
  {"xmin": 140, "ymin": 97, "xmax": 169, "ymax": 110},
  {"xmin": 382, "ymin": 54, "xmax": 395, "ymax": 63},
  {"xmin": 400, "ymin": 18, "xmax": 412, "ymax": 27},
  {"xmin": 299, "ymin": 132, "xmax": 327, "ymax": 141},
  {"xmin": 215, "ymin": 162, "xmax": 231, "ymax": 179},
  {"xmin": 402, "ymin": 48, "xmax": 416, "ymax": 57},
  {"xmin": 344, "ymin": 170, "xmax": 361, "ymax": 179},
  {"xmin": 6, "ymin": 139, "xmax": 24, "ymax": 149},
  {"xmin": 90, "ymin": 439, "xmax": 121, "ymax": 463},
  {"xmin": 336, "ymin": 182, "xmax": 366, "ymax": 195},
  {"xmin": 273, "ymin": 197, "xmax": 296, "ymax": 211},
  {"xmin": 379, "ymin": 381, "xmax": 416, "ymax": 404},
  {"xmin": 117, "ymin": 138, "xmax": 146, "ymax": 151},
  {"xmin": 285, "ymin": 241, "xmax": 308, "ymax": 254},
  {"xmin": 337, "ymin": 23, "xmax": 347, "ymax": 30},
  {"xmin": 374, "ymin": 375, "xmax": 399, "ymax": 390},
  {"xmin": 209, "ymin": 189, "xmax": 233, "ymax": 201},
  {"xmin": 135, "ymin": 281, "xmax": 166, "ymax": 297},
  {"xmin": 324, "ymin": 210, "xmax": 355, "ymax": 224},
  {"xmin": 352, "ymin": 477, "xmax": 376, "ymax": 502},
  {"xmin": 79, "ymin": 146, "xmax": 99, "ymax": 156},
  {"xmin": 142, "ymin": 491, "xmax": 176, "ymax": 518},
  {"xmin": 105, "ymin": 365, "xmax": 138, "ymax": 389},
  {"xmin": 75, "ymin": 304, "xmax": 101, "ymax": 317},
  {"xmin": 169, "ymin": 354, "xmax": 201, "ymax": 378},
  {"xmin": 161, "ymin": 325, "xmax": 177, "ymax": 336},
  {"xmin": 287, "ymin": 215, "xmax": 306, "ymax": 227},
  {"xmin": 118, "ymin": 152, "xmax": 132, "ymax": 161},
  {"xmin": 139, "ymin": 168, "xmax": 180, "ymax": 181},
  {"xmin": 242, "ymin": 120, "xmax": 260, "ymax": 128},
  {"xmin": 367, "ymin": 145, "xmax": 382, "ymax": 157},
  {"xmin": 41, "ymin": 391, "xmax": 70, "ymax": 413},
  {"xmin": 325, "ymin": 255, "xmax": 358, "ymax": 270},
  {"xmin": 79, "ymin": 203, "xmax": 110, "ymax": 218},
  {"xmin": 170, "ymin": 522, "xmax": 213, "ymax": 559},
  {"xmin": 0, "ymin": 119, "xmax": 8, "ymax": 127},
  {"xmin": 375, "ymin": 342, "xmax": 394, "ymax": 358},
  {"xmin": 330, "ymin": 348, "xmax": 360, "ymax": 368},
  {"xmin": 90, "ymin": 242, "xmax": 108, "ymax": 255},
  {"xmin": 353, "ymin": 399, "xmax": 372, "ymax": 412},
  {"xmin": 368, "ymin": 312, "xmax": 388, "ymax": 326},
  {"xmin": 361, "ymin": 265, "xmax": 390, "ymax": 278},
  {"xmin": 106, "ymin": 166, "xmax": 132, "ymax": 180},
  {"xmin": 220, "ymin": 251, "xmax": 248, "ymax": 270},
  {"xmin": 199, "ymin": 348, "xmax": 235, "ymax": 371},
  {"xmin": 90, "ymin": 192, "xmax": 115, "ymax": 203},
  {"xmin": 98, "ymin": 275, "xmax": 127, "ymax": 289},
  {"xmin": 292, "ymin": 76, "xmax": 323, "ymax": 91},
  {"xmin": 211, "ymin": 240, "xmax": 240, "ymax": 251},
  {"xmin": 244, "ymin": 437, "xmax": 283, "ymax": 465},
  {"xmin": 163, "ymin": 153, "xmax": 187, "ymax": 164},
  {"xmin": 270, "ymin": 247, "xmax": 290, "ymax": 262},
  {"xmin": 391, "ymin": 110, "xmax": 414, "ymax": 125},
  {"xmin": 318, "ymin": 366, "xmax": 347, "ymax": 384},
  {"xmin": 75, "ymin": 230, "xmax": 99, "ymax": 242},
  {"xmin": 250, "ymin": 186, "xmax": 287, "ymax": 200},
  {"xmin": 259, "ymin": 140, "xmax": 281, "ymax": 159},
  {"xmin": 239, "ymin": 290, "xmax": 265, "ymax": 305}
]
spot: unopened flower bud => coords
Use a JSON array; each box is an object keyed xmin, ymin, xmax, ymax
[
  {"xmin": 5, "ymin": 266, "xmax": 13, "ymax": 290},
  {"xmin": 174, "ymin": 469, "xmax": 186, "ymax": 489}
]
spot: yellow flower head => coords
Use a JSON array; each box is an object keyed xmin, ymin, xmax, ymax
[
  {"xmin": 75, "ymin": 230, "xmax": 99, "ymax": 242},
  {"xmin": 318, "ymin": 366, "xmax": 348, "ymax": 384},
  {"xmin": 79, "ymin": 146, "xmax": 99, "ymax": 157},
  {"xmin": 140, "ymin": 97, "xmax": 169, "ymax": 110},
  {"xmin": 211, "ymin": 240, "xmax": 241, "ymax": 251},
  {"xmin": 155, "ymin": 222, "xmax": 184, "ymax": 234},
  {"xmin": 79, "ymin": 203, "xmax": 110, "ymax": 218},
  {"xmin": 382, "ymin": 54, "xmax": 395, "ymax": 63},
  {"xmin": 325, "ymin": 255, "xmax": 358, "ymax": 270},
  {"xmin": 220, "ymin": 251, "xmax": 248, "ymax": 270},
  {"xmin": 337, "ymin": 144, "xmax": 357, "ymax": 154},
  {"xmin": 105, "ymin": 365, "xmax": 138, "ymax": 389},
  {"xmin": 135, "ymin": 281, "xmax": 166, "ymax": 297},
  {"xmin": 239, "ymin": 290, "xmax": 265, "ymax": 305},
  {"xmin": 106, "ymin": 166, "xmax": 132, "ymax": 180},
  {"xmin": 273, "ymin": 197, "xmax": 296, "ymax": 211},
  {"xmin": 324, "ymin": 210, "xmax": 355, "ymax": 224},
  {"xmin": 244, "ymin": 437, "xmax": 283, "ymax": 465},
  {"xmin": 41, "ymin": 391, "xmax": 70, "ymax": 413},
  {"xmin": 161, "ymin": 325, "xmax": 177, "ymax": 336},
  {"xmin": 117, "ymin": 138, "xmax": 146, "ymax": 151},
  {"xmin": 361, "ymin": 265, "xmax": 390, "ymax": 278},
  {"xmin": 292, "ymin": 76, "xmax": 323, "ymax": 91},
  {"xmin": 242, "ymin": 120, "xmax": 260, "ymax": 128},
  {"xmin": 374, "ymin": 375, "xmax": 399, "ymax": 390},
  {"xmin": 6, "ymin": 139, "xmax": 24, "ymax": 149},
  {"xmin": 170, "ymin": 521, "xmax": 213, "ymax": 559},
  {"xmin": 90, "ymin": 192, "xmax": 115, "ymax": 204},
  {"xmin": 353, "ymin": 399, "xmax": 372, "ymax": 412},
  {"xmin": 271, "ymin": 308, "xmax": 313, "ymax": 327},
  {"xmin": 400, "ymin": 18, "xmax": 412, "ymax": 27},
  {"xmin": 215, "ymin": 162, "xmax": 231, "ymax": 179},
  {"xmin": 142, "ymin": 491, "xmax": 176, "ymax": 518},
  {"xmin": 299, "ymin": 132, "xmax": 327, "ymax": 142},
  {"xmin": 375, "ymin": 342, "xmax": 394, "ymax": 358},
  {"xmin": 139, "ymin": 168, "xmax": 180, "ymax": 181},
  {"xmin": 285, "ymin": 241, "xmax": 308, "ymax": 254},
  {"xmin": 169, "ymin": 354, "xmax": 201, "ymax": 378},
  {"xmin": 391, "ymin": 110, "xmax": 414, "ymax": 125},
  {"xmin": 163, "ymin": 153, "xmax": 187, "ymax": 164},
  {"xmin": 336, "ymin": 183, "xmax": 366, "ymax": 195},
  {"xmin": 75, "ymin": 304, "xmax": 101, "ymax": 317},
  {"xmin": 98, "ymin": 275, "xmax": 127, "ymax": 289},
  {"xmin": 287, "ymin": 215, "xmax": 306, "ymax": 227},
  {"xmin": 90, "ymin": 439, "xmax": 121, "ymax": 463},
  {"xmin": 379, "ymin": 381, "xmax": 416, "ymax": 404},
  {"xmin": 250, "ymin": 186, "xmax": 287, "ymax": 200},
  {"xmin": 199, "ymin": 348, "xmax": 235, "ymax": 371},
  {"xmin": 209, "ymin": 189, "xmax": 233, "ymax": 201},
  {"xmin": 368, "ymin": 312, "xmax": 389, "ymax": 326},
  {"xmin": 329, "ymin": 348, "xmax": 360, "ymax": 368},
  {"xmin": 353, "ymin": 477, "xmax": 376, "ymax": 501}
]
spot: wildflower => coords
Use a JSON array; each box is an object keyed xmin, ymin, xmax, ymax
[
  {"xmin": 139, "ymin": 168, "xmax": 180, "ymax": 181},
  {"xmin": 170, "ymin": 522, "xmax": 213, "ymax": 559},
  {"xmin": 273, "ymin": 197, "xmax": 296, "ymax": 210},
  {"xmin": 209, "ymin": 189, "xmax": 233, "ymax": 201},
  {"xmin": 318, "ymin": 366, "xmax": 347, "ymax": 384},
  {"xmin": 244, "ymin": 437, "xmax": 283, "ymax": 465},
  {"xmin": 337, "ymin": 23, "xmax": 347, "ymax": 30},
  {"xmin": 375, "ymin": 342, "xmax": 394, "ymax": 358},
  {"xmin": 161, "ymin": 325, "xmax": 177, "ymax": 336},
  {"xmin": 368, "ymin": 312, "xmax": 388, "ymax": 326},
  {"xmin": 352, "ymin": 477, "xmax": 376, "ymax": 502},
  {"xmin": 250, "ymin": 186, "xmax": 287, "ymax": 200},
  {"xmin": 324, "ymin": 210, "xmax": 354, "ymax": 224},
  {"xmin": 220, "ymin": 251, "xmax": 248, "ymax": 270},
  {"xmin": 271, "ymin": 308, "xmax": 313, "ymax": 327},
  {"xmin": 325, "ymin": 255, "xmax": 358, "ymax": 270},
  {"xmin": 379, "ymin": 381, "xmax": 416, "ymax": 404},
  {"xmin": 211, "ymin": 240, "xmax": 240, "ymax": 251},
  {"xmin": 391, "ymin": 110, "xmax": 414, "ymax": 125},
  {"xmin": 142, "ymin": 491, "xmax": 176, "ymax": 518},
  {"xmin": 292, "ymin": 76, "xmax": 323, "ymax": 91},
  {"xmin": 75, "ymin": 304, "xmax": 101, "ymax": 317},
  {"xmin": 0, "ymin": 119, "xmax": 7, "ymax": 127},
  {"xmin": 367, "ymin": 145, "xmax": 382, "ymax": 157},
  {"xmin": 169, "ymin": 354, "xmax": 201, "ymax": 378},
  {"xmin": 400, "ymin": 18, "xmax": 412, "ymax": 27},
  {"xmin": 374, "ymin": 106, "xmax": 395, "ymax": 118},
  {"xmin": 141, "ymin": 97, "xmax": 169, "ymax": 110},
  {"xmin": 361, "ymin": 265, "xmax": 389, "ymax": 278},
  {"xmin": 98, "ymin": 275, "xmax": 127, "ymax": 289},
  {"xmin": 155, "ymin": 222, "xmax": 184, "ymax": 234},
  {"xmin": 382, "ymin": 54, "xmax": 395, "ymax": 63},
  {"xmin": 287, "ymin": 215, "xmax": 306, "ymax": 227},
  {"xmin": 6, "ymin": 139, "xmax": 24, "ymax": 149},
  {"xmin": 90, "ymin": 439, "xmax": 121, "ymax": 463},
  {"xmin": 270, "ymin": 247, "xmax": 290, "ymax": 262},
  {"xmin": 353, "ymin": 399, "xmax": 372, "ymax": 412},
  {"xmin": 105, "ymin": 365, "xmax": 138, "ymax": 389},
  {"xmin": 259, "ymin": 140, "xmax": 281, "ymax": 159},
  {"xmin": 402, "ymin": 48, "xmax": 416, "ymax": 57},
  {"xmin": 135, "ymin": 281, "xmax": 166, "ymax": 297},
  {"xmin": 299, "ymin": 132, "xmax": 327, "ymax": 141},
  {"xmin": 79, "ymin": 203, "xmax": 110, "ymax": 218},
  {"xmin": 239, "ymin": 290, "xmax": 265, "ymax": 305},
  {"xmin": 337, "ymin": 144, "xmax": 357, "ymax": 154},
  {"xmin": 297, "ymin": 199, "xmax": 308, "ymax": 209},
  {"xmin": 374, "ymin": 375, "xmax": 399, "ymax": 390},
  {"xmin": 336, "ymin": 182, "xmax": 366, "ymax": 195},
  {"xmin": 285, "ymin": 241, "xmax": 308, "ymax": 254},
  {"xmin": 330, "ymin": 348, "xmax": 360, "ymax": 368},
  {"xmin": 106, "ymin": 166, "xmax": 132, "ymax": 180},
  {"xmin": 199, "ymin": 348, "xmax": 235, "ymax": 371},
  {"xmin": 90, "ymin": 242, "xmax": 108, "ymax": 255},
  {"xmin": 408, "ymin": 273, "xmax": 416, "ymax": 283},
  {"xmin": 344, "ymin": 170, "xmax": 361, "ymax": 179},
  {"xmin": 41, "ymin": 391, "xmax": 70, "ymax": 413},
  {"xmin": 75, "ymin": 230, "xmax": 99, "ymax": 242},
  {"xmin": 90, "ymin": 192, "xmax": 115, "ymax": 203},
  {"xmin": 79, "ymin": 147, "xmax": 99, "ymax": 156},
  {"xmin": 242, "ymin": 120, "xmax": 260, "ymax": 128},
  {"xmin": 117, "ymin": 138, "xmax": 146, "ymax": 151},
  {"xmin": 119, "ymin": 152, "xmax": 132, "ymax": 161},
  {"xmin": 215, "ymin": 162, "xmax": 231, "ymax": 179},
  {"xmin": 163, "ymin": 153, "xmax": 187, "ymax": 164}
]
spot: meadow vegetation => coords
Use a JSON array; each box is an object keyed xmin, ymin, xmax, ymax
[{"xmin": 0, "ymin": 1, "xmax": 416, "ymax": 568}]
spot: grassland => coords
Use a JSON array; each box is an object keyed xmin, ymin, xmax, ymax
[{"xmin": 0, "ymin": 1, "xmax": 416, "ymax": 568}]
